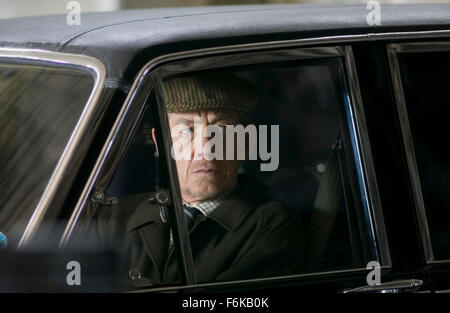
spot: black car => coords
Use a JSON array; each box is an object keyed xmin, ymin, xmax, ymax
[{"xmin": 0, "ymin": 3, "xmax": 449, "ymax": 293}]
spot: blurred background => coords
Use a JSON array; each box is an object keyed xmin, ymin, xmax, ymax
[{"xmin": 0, "ymin": 0, "xmax": 448, "ymax": 20}]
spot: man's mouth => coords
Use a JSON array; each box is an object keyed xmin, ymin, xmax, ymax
[{"xmin": 193, "ymin": 168, "xmax": 219, "ymax": 174}]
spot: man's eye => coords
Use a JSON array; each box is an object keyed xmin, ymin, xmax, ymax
[{"xmin": 180, "ymin": 127, "xmax": 194, "ymax": 135}]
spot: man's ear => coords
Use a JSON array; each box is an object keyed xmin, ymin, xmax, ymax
[{"xmin": 152, "ymin": 128, "xmax": 159, "ymax": 157}]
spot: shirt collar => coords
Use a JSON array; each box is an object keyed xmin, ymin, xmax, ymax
[{"xmin": 183, "ymin": 180, "xmax": 237, "ymax": 216}]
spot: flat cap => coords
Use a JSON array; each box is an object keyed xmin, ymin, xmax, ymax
[{"xmin": 161, "ymin": 72, "xmax": 258, "ymax": 113}]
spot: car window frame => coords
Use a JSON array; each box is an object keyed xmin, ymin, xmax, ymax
[
  {"xmin": 151, "ymin": 44, "xmax": 390, "ymax": 284},
  {"xmin": 0, "ymin": 48, "xmax": 106, "ymax": 248},
  {"xmin": 61, "ymin": 41, "xmax": 390, "ymax": 291},
  {"xmin": 387, "ymin": 41, "xmax": 450, "ymax": 265}
]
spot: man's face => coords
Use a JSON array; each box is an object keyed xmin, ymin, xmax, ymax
[{"xmin": 168, "ymin": 110, "xmax": 242, "ymax": 204}]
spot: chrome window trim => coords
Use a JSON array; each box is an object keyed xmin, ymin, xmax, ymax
[
  {"xmin": 60, "ymin": 35, "xmax": 394, "ymax": 289},
  {"xmin": 0, "ymin": 48, "xmax": 106, "ymax": 248},
  {"xmin": 387, "ymin": 41, "xmax": 450, "ymax": 264},
  {"xmin": 152, "ymin": 46, "xmax": 347, "ymax": 75},
  {"xmin": 428, "ymin": 259, "xmax": 450, "ymax": 265}
]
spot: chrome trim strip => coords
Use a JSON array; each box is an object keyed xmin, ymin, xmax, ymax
[
  {"xmin": 365, "ymin": 30, "xmax": 450, "ymax": 41},
  {"xmin": 152, "ymin": 46, "xmax": 345, "ymax": 76},
  {"xmin": 0, "ymin": 48, "xmax": 106, "ymax": 248},
  {"xmin": 428, "ymin": 260, "xmax": 450, "ymax": 265},
  {"xmin": 61, "ymin": 28, "xmax": 450, "ymax": 279},
  {"xmin": 344, "ymin": 46, "xmax": 391, "ymax": 266},
  {"xmin": 386, "ymin": 42, "xmax": 450, "ymax": 263},
  {"xmin": 341, "ymin": 279, "xmax": 423, "ymax": 293},
  {"xmin": 130, "ymin": 265, "xmax": 392, "ymax": 293}
]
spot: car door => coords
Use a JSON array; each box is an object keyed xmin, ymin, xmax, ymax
[{"xmin": 60, "ymin": 38, "xmax": 414, "ymax": 294}]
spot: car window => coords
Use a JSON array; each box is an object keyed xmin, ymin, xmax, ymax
[
  {"xmin": 150, "ymin": 55, "xmax": 379, "ymax": 284},
  {"xmin": 395, "ymin": 50, "xmax": 450, "ymax": 260},
  {"xmin": 0, "ymin": 64, "xmax": 94, "ymax": 245}
]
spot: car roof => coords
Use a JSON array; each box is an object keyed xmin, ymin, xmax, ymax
[{"xmin": 1, "ymin": 3, "xmax": 450, "ymax": 85}]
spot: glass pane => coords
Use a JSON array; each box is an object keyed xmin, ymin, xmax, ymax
[
  {"xmin": 0, "ymin": 64, "xmax": 94, "ymax": 244},
  {"xmin": 153, "ymin": 57, "xmax": 377, "ymax": 283},
  {"xmin": 85, "ymin": 56, "xmax": 378, "ymax": 289},
  {"xmin": 397, "ymin": 51, "xmax": 450, "ymax": 260}
]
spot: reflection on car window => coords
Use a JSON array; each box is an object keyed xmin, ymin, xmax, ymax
[
  {"xmin": 397, "ymin": 51, "xmax": 450, "ymax": 260},
  {"xmin": 86, "ymin": 57, "xmax": 378, "ymax": 288},
  {"xmin": 0, "ymin": 64, "xmax": 94, "ymax": 245}
]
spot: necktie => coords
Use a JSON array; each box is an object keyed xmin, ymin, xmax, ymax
[{"xmin": 183, "ymin": 205, "xmax": 202, "ymax": 230}]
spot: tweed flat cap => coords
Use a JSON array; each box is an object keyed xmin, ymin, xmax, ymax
[{"xmin": 162, "ymin": 72, "xmax": 258, "ymax": 113}]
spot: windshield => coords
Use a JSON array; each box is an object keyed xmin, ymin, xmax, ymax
[{"xmin": 0, "ymin": 64, "xmax": 94, "ymax": 245}]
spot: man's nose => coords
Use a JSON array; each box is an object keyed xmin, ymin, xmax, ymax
[{"xmin": 193, "ymin": 126, "xmax": 214, "ymax": 159}]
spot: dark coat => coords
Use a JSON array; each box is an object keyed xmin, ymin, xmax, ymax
[{"xmin": 95, "ymin": 174, "xmax": 306, "ymax": 286}]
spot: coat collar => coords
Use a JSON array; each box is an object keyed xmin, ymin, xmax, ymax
[
  {"xmin": 126, "ymin": 196, "xmax": 165, "ymax": 233},
  {"xmin": 207, "ymin": 174, "xmax": 268, "ymax": 232}
]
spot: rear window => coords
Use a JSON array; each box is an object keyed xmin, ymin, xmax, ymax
[{"xmin": 396, "ymin": 51, "xmax": 450, "ymax": 260}]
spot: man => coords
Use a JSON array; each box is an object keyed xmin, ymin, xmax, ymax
[{"xmin": 95, "ymin": 73, "xmax": 305, "ymax": 286}]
